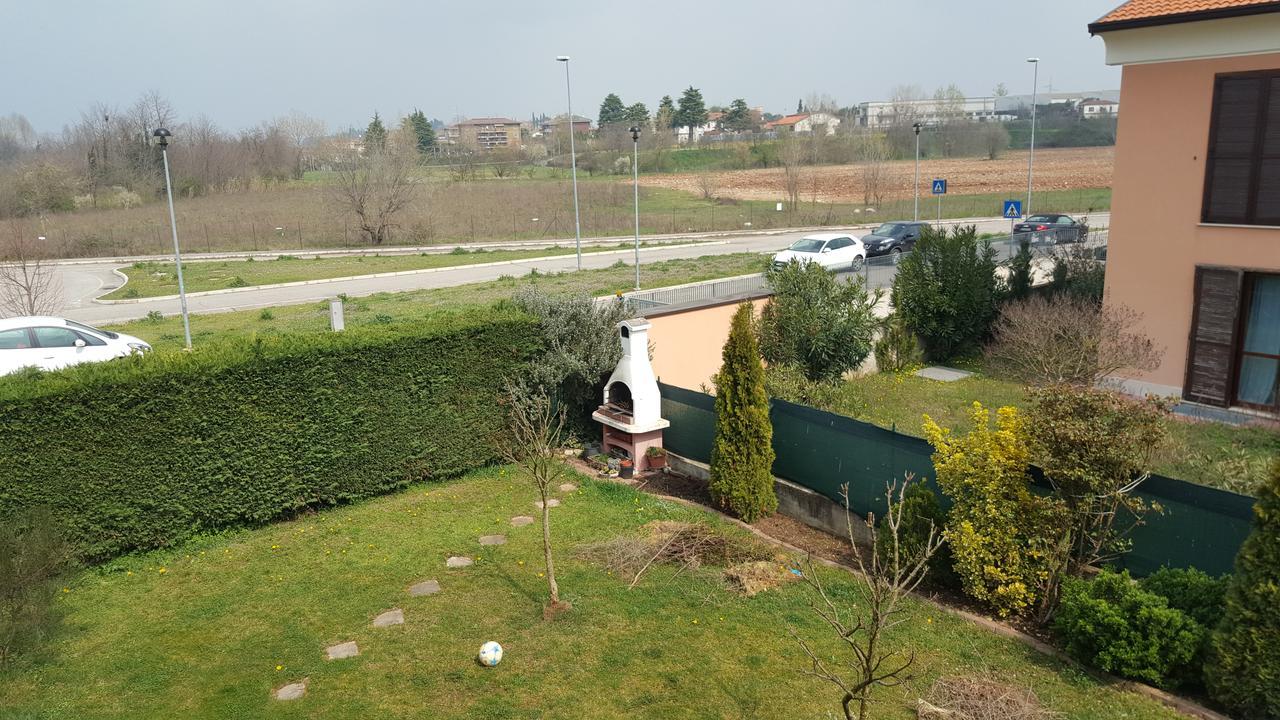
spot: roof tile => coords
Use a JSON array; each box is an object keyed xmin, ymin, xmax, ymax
[{"xmin": 1095, "ymin": 0, "xmax": 1280, "ymax": 26}]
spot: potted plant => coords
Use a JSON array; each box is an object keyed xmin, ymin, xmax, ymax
[
  {"xmin": 590, "ymin": 454, "xmax": 610, "ymax": 475},
  {"xmin": 619, "ymin": 458, "xmax": 634, "ymax": 479},
  {"xmin": 645, "ymin": 446, "xmax": 668, "ymax": 470}
]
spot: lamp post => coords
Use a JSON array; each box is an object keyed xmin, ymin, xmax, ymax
[
  {"xmin": 912, "ymin": 122, "xmax": 922, "ymax": 222},
  {"xmin": 630, "ymin": 125, "xmax": 641, "ymax": 290},
  {"xmin": 153, "ymin": 128, "xmax": 191, "ymax": 350},
  {"xmin": 1026, "ymin": 57, "xmax": 1040, "ymax": 217},
  {"xmin": 555, "ymin": 55, "xmax": 582, "ymax": 270}
]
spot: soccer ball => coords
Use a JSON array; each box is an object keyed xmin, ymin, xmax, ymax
[{"xmin": 478, "ymin": 641, "xmax": 503, "ymax": 667}]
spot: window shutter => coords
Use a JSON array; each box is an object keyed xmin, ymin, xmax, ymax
[
  {"xmin": 1203, "ymin": 76, "xmax": 1263, "ymax": 224},
  {"xmin": 1184, "ymin": 266, "xmax": 1243, "ymax": 406}
]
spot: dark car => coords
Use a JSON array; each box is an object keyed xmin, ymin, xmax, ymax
[
  {"xmin": 859, "ymin": 221, "xmax": 930, "ymax": 260},
  {"xmin": 1012, "ymin": 213, "xmax": 1087, "ymax": 244}
]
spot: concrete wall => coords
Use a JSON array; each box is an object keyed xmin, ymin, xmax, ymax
[
  {"xmin": 645, "ymin": 297, "xmax": 769, "ymax": 392},
  {"xmin": 1104, "ymin": 51, "xmax": 1280, "ymax": 396}
]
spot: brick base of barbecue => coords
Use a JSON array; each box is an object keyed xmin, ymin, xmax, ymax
[{"xmin": 600, "ymin": 425, "xmax": 665, "ymax": 472}]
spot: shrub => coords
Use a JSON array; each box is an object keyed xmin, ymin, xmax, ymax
[
  {"xmin": 923, "ymin": 403, "xmax": 1068, "ymax": 617},
  {"xmin": 1052, "ymin": 569, "xmax": 1203, "ymax": 688},
  {"xmin": 1005, "ymin": 237, "xmax": 1033, "ymax": 301},
  {"xmin": 1050, "ymin": 244, "xmax": 1106, "ymax": 302},
  {"xmin": 987, "ymin": 295, "xmax": 1161, "ymax": 386},
  {"xmin": 709, "ymin": 303, "xmax": 777, "ymax": 522},
  {"xmin": 0, "ymin": 308, "xmax": 541, "ymax": 561},
  {"xmin": 758, "ymin": 261, "xmax": 881, "ymax": 381},
  {"xmin": 1205, "ymin": 460, "xmax": 1280, "ymax": 719},
  {"xmin": 876, "ymin": 482, "xmax": 957, "ymax": 588},
  {"xmin": 1139, "ymin": 567, "xmax": 1228, "ymax": 628},
  {"xmin": 872, "ymin": 312, "xmax": 922, "ymax": 374},
  {"xmin": 0, "ymin": 507, "xmax": 73, "ymax": 666},
  {"xmin": 511, "ymin": 287, "xmax": 629, "ymax": 437},
  {"xmin": 891, "ymin": 225, "xmax": 999, "ymax": 361}
]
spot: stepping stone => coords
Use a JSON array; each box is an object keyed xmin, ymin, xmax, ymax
[
  {"xmin": 479, "ymin": 535, "xmax": 507, "ymax": 546},
  {"xmin": 372, "ymin": 608, "xmax": 404, "ymax": 627},
  {"xmin": 913, "ymin": 366, "xmax": 973, "ymax": 382},
  {"xmin": 558, "ymin": 483, "xmax": 578, "ymax": 493},
  {"xmin": 273, "ymin": 681, "xmax": 307, "ymax": 701},
  {"xmin": 534, "ymin": 498, "xmax": 561, "ymax": 510},
  {"xmin": 408, "ymin": 579, "xmax": 440, "ymax": 597},
  {"xmin": 446, "ymin": 556, "xmax": 473, "ymax": 568},
  {"xmin": 325, "ymin": 641, "xmax": 359, "ymax": 661},
  {"xmin": 510, "ymin": 516, "xmax": 535, "ymax": 527}
]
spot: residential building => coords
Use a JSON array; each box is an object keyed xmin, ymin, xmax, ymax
[
  {"xmin": 540, "ymin": 114, "xmax": 592, "ymax": 135},
  {"xmin": 761, "ymin": 112, "xmax": 841, "ymax": 135},
  {"xmin": 676, "ymin": 111, "xmax": 724, "ymax": 143},
  {"xmin": 447, "ymin": 117, "xmax": 522, "ymax": 149},
  {"xmin": 1090, "ymin": 0, "xmax": 1280, "ymax": 415},
  {"xmin": 1079, "ymin": 98, "xmax": 1121, "ymax": 117},
  {"xmin": 854, "ymin": 97, "xmax": 1015, "ymax": 128}
]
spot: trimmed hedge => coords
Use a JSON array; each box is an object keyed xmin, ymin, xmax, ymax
[{"xmin": 0, "ymin": 308, "xmax": 541, "ymax": 561}]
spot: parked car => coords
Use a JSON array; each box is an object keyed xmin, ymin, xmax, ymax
[
  {"xmin": 859, "ymin": 221, "xmax": 930, "ymax": 261},
  {"xmin": 1013, "ymin": 214, "xmax": 1087, "ymax": 244},
  {"xmin": 771, "ymin": 233, "xmax": 866, "ymax": 272},
  {"xmin": 0, "ymin": 316, "xmax": 151, "ymax": 376}
]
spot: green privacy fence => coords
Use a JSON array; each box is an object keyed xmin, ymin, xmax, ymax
[{"xmin": 659, "ymin": 382, "xmax": 1254, "ymax": 577}]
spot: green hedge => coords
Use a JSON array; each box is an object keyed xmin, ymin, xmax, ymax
[{"xmin": 0, "ymin": 307, "xmax": 541, "ymax": 561}]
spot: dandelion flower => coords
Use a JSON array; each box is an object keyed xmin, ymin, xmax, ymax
[
  {"xmin": 126, "ymin": 571, "xmax": 133, "ymax": 576},
  {"xmin": 62, "ymin": 587, "xmax": 69, "ymax": 593},
  {"xmin": 276, "ymin": 665, "xmax": 283, "ymax": 671},
  {"xmin": 158, "ymin": 568, "xmax": 167, "ymax": 574},
  {"xmin": 538, "ymin": 572, "xmax": 545, "ymax": 578}
]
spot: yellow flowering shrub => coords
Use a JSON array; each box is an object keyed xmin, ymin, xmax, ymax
[{"xmin": 923, "ymin": 403, "xmax": 1067, "ymax": 617}]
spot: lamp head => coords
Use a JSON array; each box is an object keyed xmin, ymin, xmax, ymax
[
  {"xmin": 152, "ymin": 127, "xmax": 171, "ymax": 147},
  {"xmin": 1027, "ymin": 57, "xmax": 1040, "ymax": 63},
  {"xmin": 630, "ymin": 126, "xmax": 640, "ymax": 141},
  {"xmin": 912, "ymin": 122, "xmax": 921, "ymax": 134},
  {"xmin": 555, "ymin": 55, "xmax": 570, "ymax": 62}
]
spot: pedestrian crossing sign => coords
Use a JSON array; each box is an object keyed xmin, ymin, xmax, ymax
[
  {"xmin": 931, "ymin": 179, "xmax": 947, "ymax": 195},
  {"xmin": 1003, "ymin": 200, "xmax": 1023, "ymax": 219}
]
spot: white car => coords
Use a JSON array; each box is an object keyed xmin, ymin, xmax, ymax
[
  {"xmin": 771, "ymin": 233, "xmax": 866, "ymax": 273},
  {"xmin": 0, "ymin": 316, "xmax": 151, "ymax": 376}
]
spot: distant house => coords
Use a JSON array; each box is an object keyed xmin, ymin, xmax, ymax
[
  {"xmin": 762, "ymin": 112, "xmax": 840, "ymax": 135},
  {"xmin": 540, "ymin": 115, "xmax": 592, "ymax": 136},
  {"xmin": 1089, "ymin": 0, "xmax": 1280, "ymax": 414},
  {"xmin": 446, "ymin": 118, "xmax": 522, "ymax": 150},
  {"xmin": 1078, "ymin": 98, "xmax": 1120, "ymax": 117},
  {"xmin": 676, "ymin": 111, "xmax": 724, "ymax": 143}
]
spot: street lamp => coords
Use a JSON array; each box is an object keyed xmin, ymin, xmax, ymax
[
  {"xmin": 912, "ymin": 122, "xmax": 922, "ymax": 222},
  {"xmin": 630, "ymin": 125, "xmax": 641, "ymax": 290},
  {"xmin": 1026, "ymin": 57, "xmax": 1040, "ymax": 217},
  {"xmin": 555, "ymin": 55, "xmax": 582, "ymax": 270},
  {"xmin": 153, "ymin": 127, "xmax": 192, "ymax": 350}
]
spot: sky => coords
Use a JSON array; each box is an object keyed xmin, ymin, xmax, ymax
[{"xmin": 2, "ymin": 0, "xmax": 1123, "ymax": 136}]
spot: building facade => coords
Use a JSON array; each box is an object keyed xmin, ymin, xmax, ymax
[
  {"xmin": 761, "ymin": 112, "xmax": 841, "ymax": 135},
  {"xmin": 447, "ymin": 118, "xmax": 522, "ymax": 149},
  {"xmin": 1091, "ymin": 0, "xmax": 1280, "ymax": 415}
]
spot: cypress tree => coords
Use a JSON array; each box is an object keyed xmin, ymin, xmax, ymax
[
  {"xmin": 1205, "ymin": 459, "xmax": 1280, "ymax": 719},
  {"xmin": 364, "ymin": 112, "xmax": 387, "ymax": 152},
  {"xmin": 708, "ymin": 302, "xmax": 776, "ymax": 522}
]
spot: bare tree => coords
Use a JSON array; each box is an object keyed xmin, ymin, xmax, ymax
[
  {"xmin": 696, "ymin": 170, "xmax": 721, "ymax": 200},
  {"xmin": 853, "ymin": 132, "xmax": 890, "ymax": 207},
  {"xmin": 986, "ymin": 294, "xmax": 1163, "ymax": 386},
  {"xmin": 330, "ymin": 147, "xmax": 418, "ymax": 244},
  {"xmin": 0, "ymin": 222, "xmax": 61, "ymax": 316},
  {"xmin": 780, "ymin": 138, "xmax": 805, "ymax": 209},
  {"xmin": 792, "ymin": 476, "xmax": 943, "ymax": 720},
  {"xmin": 496, "ymin": 383, "xmax": 572, "ymax": 614},
  {"xmin": 980, "ymin": 122, "xmax": 1010, "ymax": 160}
]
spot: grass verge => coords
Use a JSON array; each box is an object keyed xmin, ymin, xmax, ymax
[
  {"xmin": 102, "ymin": 241, "xmax": 702, "ymax": 300},
  {"xmin": 0, "ymin": 467, "xmax": 1183, "ymax": 719},
  {"xmin": 106, "ymin": 252, "xmax": 770, "ymax": 351}
]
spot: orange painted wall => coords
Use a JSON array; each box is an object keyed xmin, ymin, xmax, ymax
[
  {"xmin": 645, "ymin": 299, "xmax": 769, "ymax": 391},
  {"xmin": 1106, "ymin": 52, "xmax": 1280, "ymax": 393}
]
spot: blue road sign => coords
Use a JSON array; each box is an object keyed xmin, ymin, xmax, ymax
[
  {"xmin": 1003, "ymin": 200, "xmax": 1023, "ymax": 219},
  {"xmin": 931, "ymin": 179, "xmax": 947, "ymax": 195}
]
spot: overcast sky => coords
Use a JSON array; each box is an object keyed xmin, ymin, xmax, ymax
[{"xmin": 3, "ymin": 0, "xmax": 1122, "ymax": 135}]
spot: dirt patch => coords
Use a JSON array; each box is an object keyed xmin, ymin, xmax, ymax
[
  {"xmin": 637, "ymin": 147, "xmax": 1113, "ymax": 204},
  {"xmin": 577, "ymin": 519, "xmax": 776, "ymax": 586},
  {"xmin": 918, "ymin": 676, "xmax": 1056, "ymax": 720}
]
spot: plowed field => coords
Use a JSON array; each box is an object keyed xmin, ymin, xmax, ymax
[{"xmin": 638, "ymin": 146, "xmax": 1113, "ymax": 204}]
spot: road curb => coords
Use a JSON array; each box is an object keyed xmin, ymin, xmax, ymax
[{"xmin": 91, "ymin": 241, "xmax": 728, "ymax": 304}]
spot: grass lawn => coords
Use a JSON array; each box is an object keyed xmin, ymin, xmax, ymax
[
  {"xmin": 102, "ymin": 241, "xmax": 704, "ymax": 300},
  {"xmin": 773, "ymin": 369, "xmax": 1280, "ymax": 494},
  {"xmin": 0, "ymin": 467, "xmax": 1183, "ymax": 719},
  {"xmin": 105, "ymin": 252, "xmax": 770, "ymax": 351}
]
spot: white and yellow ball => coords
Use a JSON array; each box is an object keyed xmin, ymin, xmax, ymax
[{"xmin": 478, "ymin": 641, "xmax": 503, "ymax": 667}]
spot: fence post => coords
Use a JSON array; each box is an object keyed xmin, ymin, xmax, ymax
[
  {"xmin": 251, "ymin": 222, "xmax": 258, "ymax": 252},
  {"xmin": 298, "ymin": 218, "xmax": 303, "ymax": 250}
]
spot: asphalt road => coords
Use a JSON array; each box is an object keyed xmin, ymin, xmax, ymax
[{"xmin": 51, "ymin": 213, "xmax": 1110, "ymax": 325}]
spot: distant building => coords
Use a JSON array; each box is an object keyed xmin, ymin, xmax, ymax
[
  {"xmin": 1078, "ymin": 98, "xmax": 1120, "ymax": 117},
  {"xmin": 761, "ymin": 112, "xmax": 840, "ymax": 135},
  {"xmin": 854, "ymin": 97, "xmax": 1014, "ymax": 128},
  {"xmin": 447, "ymin": 118, "xmax": 522, "ymax": 149},
  {"xmin": 676, "ymin": 111, "xmax": 725, "ymax": 143},
  {"xmin": 540, "ymin": 114, "xmax": 592, "ymax": 135}
]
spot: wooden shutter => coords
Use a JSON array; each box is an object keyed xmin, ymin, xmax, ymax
[
  {"xmin": 1203, "ymin": 76, "xmax": 1264, "ymax": 224},
  {"xmin": 1184, "ymin": 266, "xmax": 1244, "ymax": 406}
]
